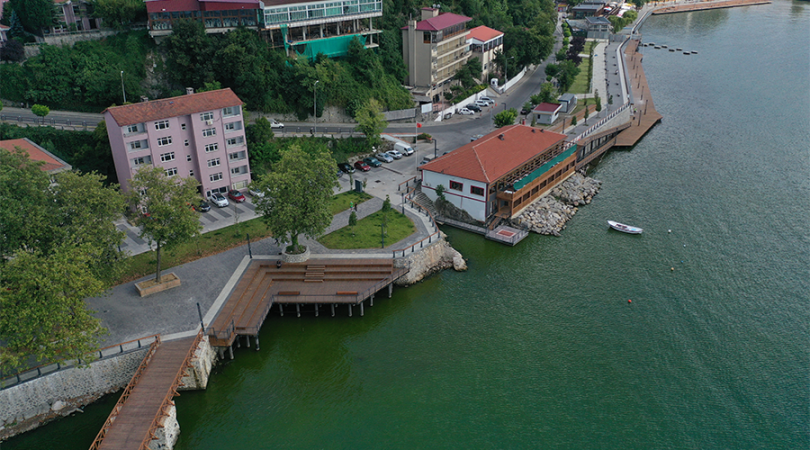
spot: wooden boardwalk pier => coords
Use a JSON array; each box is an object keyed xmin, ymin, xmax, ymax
[
  {"xmin": 207, "ymin": 258, "xmax": 408, "ymax": 351},
  {"xmin": 90, "ymin": 332, "xmax": 202, "ymax": 450},
  {"xmin": 615, "ymin": 40, "xmax": 663, "ymax": 147}
]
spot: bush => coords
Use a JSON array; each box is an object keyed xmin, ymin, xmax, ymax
[
  {"xmin": 417, "ymin": 133, "xmax": 432, "ymax": 141},
  {"xmin": 31, "ymin": 104, "xmax": 49, "ymax": 117}
]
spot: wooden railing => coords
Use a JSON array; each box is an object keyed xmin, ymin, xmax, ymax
[{"xmin": 88, "ymin": 335, "xmax": 162, "ymax": 450}]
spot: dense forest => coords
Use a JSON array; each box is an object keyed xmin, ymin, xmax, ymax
[{"xmin": 0, "ymin": 0, "xmax": 561, "ymax": 117}]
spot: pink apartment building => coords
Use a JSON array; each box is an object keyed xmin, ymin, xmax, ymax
[{"xmin": 104, "ymin": 88, "xmax": 251, "ymax": 198}]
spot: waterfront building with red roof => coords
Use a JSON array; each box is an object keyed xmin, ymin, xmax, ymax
[
  {"xmin": 466, "ymin": 25, "xmax": 504, "ymax": 81},
  {"xmin": 402, "ymin": 7, "xmax": 472, "ymax": 103},
  {"xmin": 533, "ymin": 102, "xmax": 564, "ymax": 125},
  {"xmin": 103, "ymin": 88, "xmax": 251, "ymax": 197},
  {"xmin": 419, "ymin": 125, "xmax": 577, "ymax": 222}
]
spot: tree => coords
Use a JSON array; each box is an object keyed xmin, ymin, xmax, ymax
[
  {"xmin": 0, "ymin": 244, "xmax": 108, "ymax": 372},
  {"xmin": 354, "ymin": 98, "xmax": 387, "ymax": 148},
  {"xmin": 8, "ymin": 9, "xmax": 24, "ymax": 38},
  {"xmin": 31, "ymin": 104, "xmax": 50, "ymax": 118},
  {"xmin": 127, "ymin": 167, "xmax": 201, "ymax": 283},
  {"xmin": 494, "ymin": 108, "xmax": 518, "ymax": 128},
  {"xmin": 89, "ymin": 0, "xmax": 147, "ymax": 29},
  {"xmin": 6, "ymin": 0, "xmax": 55, "ymax": 34},
  {"xmin": 348, "ymin": 210, "xmax": 357, "ymax": 236},
  {"xmin": 571, "ymin": 115, "xmax": 578, "ymax": 126},
  {"xmin": 595, "ymin": 93, "xmax": 602, "ymax": 112},
  {"xmin": 583, "ymin": 99, "xmax": 590, "ymax": 123},
  {"xmin": 531, "ymin": 82, "xmax": 556, "ymax": 105},
  {"xmin": 0, "ymin": 39, "xmax": 25, "ymax": 62},
  {"xmin": 254, "ymin": 145, "xmax": 337, "ymax": 254}
]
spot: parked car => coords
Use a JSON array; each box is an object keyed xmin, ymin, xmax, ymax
[
  {"xmin": 249, "ymin": 186, "xmax": 265, "ymax": 198},
  {"xmin": 338, "ymin": 162, "xmax": 355, "ymax": 173},
  {"xmin": 376, "ymin": 152, "xmax": 394, "ymax": 163},
  {"xmin": 521, "ymin": 107, "xmax": 532, "ymax": 115},
  {"xmin": 466, "ymin": 104, "xmax": 482, "ymax": 112},
  {"xmin": 474, "ymin": 100, "xmax": 490, "ymax": 108},
  {"xmin": 386, "ymin": 149, "xmax": 403, "ymax": 160},
  {"xmin": 419, "ymin": 156, "xmax": 433, "ymax": 165},
  {"xmin": 479, "ymin": 96, "xmax": 495, "ymax": 105},
  {"xmin": 228, "ymin": 190, "xmax": 246, "ymax": 203},
  {"xmin": 354, "ymin": 160, "xmax": 371, "ymax": 172},
  {"xmin": 363, "ymin": 156, "xmax": 382, "ymax": 167},
  {"xmin": 395, "ymin": 142, "xmax": 414, "ymax": 156},
  {"xmin": 458, "ymin": 108, "xmax": 474, "ymax": 115},
  {"xmin": 209, "ymin": 193, "xmax": 229, "ymax": 207},
  {"xmin": 470, "ymin": 134, "xmax": 484, "ymax": 142},
  {"xmin": 198, "ymin": 200, "xmax": 211, "ymax": 212},
  {"xmin": 270, "ymin": 119, "xmax": 284, "ymax": 129}
]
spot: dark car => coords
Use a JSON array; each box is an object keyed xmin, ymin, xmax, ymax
[
  {"xmin": 228, "ymin": 190, "xmax": 246, "ymax": 203},
  {"xmin": 338, "ymin": 162, "xmax": 355, "ymax": 174},
  {"xmin": 521, "ymin": 107, "xmax": 532, "ymax": 115},
  {"xmin": 354, "ymin": 160, "xmax": 371, "ymax": 172},
  {"xmin": 363, "ymin": 156, "xmax": 382, "ymax": 167},
  {"xmin": 198, "ymin": 201, "xmax": 211, "ymax": 212},
  {"xmin": 466, "ymin": 104, "xmax": 482, "ymax": 112}
]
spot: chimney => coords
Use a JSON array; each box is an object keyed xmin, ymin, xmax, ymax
[
  {"xmin": 421, "ymin": 7, "xmax": 439, "ymax": 20},
  {"xmin": 185, "ymin": 87, "xmax": 194, "ymax": 95},
  {"xmin": 140, "ymin": 96, "xmax": 149, "ymax": 103},
  {"xmin": 532, "ymin": 128, "xmax": 536, "ymax": 133},
  {"xmin": 499, "ymin": 134, "xmax": 504, "ymax": 140}
]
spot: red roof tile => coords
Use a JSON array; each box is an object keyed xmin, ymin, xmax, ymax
[
  {"xmin": 533, "ymin": 102, "xmax": 563, "ymax": 113},
  {"xmin": 104, "ymin": 88, "xmax": 243, "ymax": 127},
  {"xmin": 415, "ymin": 12, "xmax": 471, "ymax": 31},
  {"xmin": 467, "ymin": 25, "xmax": 503, "ymax": 43},
  {"xmin": 0, "ymin": 138, "xmax": 71, "ymax": 173},
  {"xmin": 421, "ymin": 125, "xmax": 568, "ymax": 184}
]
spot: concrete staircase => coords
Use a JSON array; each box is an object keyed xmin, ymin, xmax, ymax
[{"xmin": 410, "ymin": 189, "xmax": 439, "ymax": 219}]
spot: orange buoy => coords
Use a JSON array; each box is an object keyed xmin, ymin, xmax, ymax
[{"xmin": 628, "ymin": 299, "xmax": 632, "ymax": 303}]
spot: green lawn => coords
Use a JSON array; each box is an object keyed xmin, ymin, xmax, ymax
[
  {"xmin": 569, "ymin": 57, "xmax": 591, "ymax": 94},
  {"xmin": 119, "ymin": 217, "xmax": 272, "ymax": 285},
  {"xmin": 318, "ymin": 210, "xmax": 415, "ymax": 249},
  {"xmin": 585, "ymin": 41, "xmax": 597, "ymax": 54},
  {"xmin": 330, "ymin": 190, "xmax": 372, "ymax": 215}
]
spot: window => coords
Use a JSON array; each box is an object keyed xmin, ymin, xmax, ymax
[
  {"xmin": 205, "ymin": 143, "xmax": 219, "ymax": 153},
  {"xmin": 184, "ymin": 139, "xmax": 189, "ymax": 147},
  {"xmin": 207, "ymin": 158, "xmax": 221, "ymax": 168},
  {"xmin": 189, "ymin": 169, "xmax": 194, "ymax": 177},
  {"xmin": 154, "ymin": 119, "xmax": 170, "ymax": 130},
  {"xmin": 226, "ymin": 136, "xmax": 244, "ymax": 147},
  {"xmin": 126, "ymin": 124, "xmax": 140, "ymax": 134},
  {"xmin": 181, "ymin": 123, "xmax": 187, "ymax": 130},
  {"xmin": 187, "ymin": 154, "xmax": 192, "ymax": 162},
  {"xmin": 132, "ymin": 156, "xmax": 151, "ymax": 166},
  {"xmin": 160, "ymin": 152, "xmax": 176, "ymax": 162},
  {"xmin": 222, "ymin": 106, "xmax": 239, "ymax": 117},
  {"xmin": 210, "ymin": 172, "xmax": 223, "ymax": 182},
  {"xmin": 200, "ymin": 112, "xmax": 214, "ymax": 122},
  {"xmin": 224, "ymin": 121, "xmax": 242, "ymax": 132},
  {"xmin": 202, "ymin": 128, "xmax": 216, "ymax": 137},
  {"xmin": 157, "ymin": 136, "xmax": 172, "ymax": 146},
  {"xmin": 470, "ymin": 186, "xmax": 485, "ymax": 196},
  {"xmin": 231, "ymin": 165, "xmax": 248, "ymax": 175},
  {"xmin": 229, "ymin": 151, "xmax": 246, "ymax": 161},
  {"xmin": 449, "ymin": 180, "xmax": 463, "ymax": 191},
  {"xmin": 165, "ymin": 167, "xmax": 177, "ymax": 177},
  {"xmin": 129, "ymin": 140, "xmax": 144, "ymax": 150}
]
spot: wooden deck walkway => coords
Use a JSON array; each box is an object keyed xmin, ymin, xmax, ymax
[
  {"xmin": 208, "ymin": 258, "xmax": 407, "ymax": 347},
  {"xmin": 615, "ymin": 40, "xmax": 663, "ymax": 147},
  {"xmin": 94, "ymin": 336, "xmax": 198, "ymax": 450},
  {"xmin": 652, "ymin": 0, "xmax": 770, "ymax": 15}
]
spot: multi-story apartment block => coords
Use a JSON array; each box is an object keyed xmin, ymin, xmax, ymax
[
  {"xmin": 260, "ymin": 0, "xmax": 382, "ymax": 58},
  {"xmin": 146, "ymin": 0, "xmax": 382, "ymax": 59},
  {"xmin": 401, "ymin": 7, "xmax": 471, "ymax": 103},
  {"xmin": 53, "ymin": 0, "xmax": 102, "ymax": 33},
  {"xmin": 466, "ymin": 25, "xmax": 503, "ymax": 81},
  {"xmin": 103, "ymin": 88, "xmax": 251, "ymax": 198}
]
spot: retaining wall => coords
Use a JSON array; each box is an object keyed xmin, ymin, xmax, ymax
[{"xmin": 395, "ymin": 233, "xmax": 466, "ymax": 286}]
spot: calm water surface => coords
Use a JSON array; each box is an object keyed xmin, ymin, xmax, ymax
[{"xmin": 5, "ymin": 2, "xmax": 808, "ymax": 449}]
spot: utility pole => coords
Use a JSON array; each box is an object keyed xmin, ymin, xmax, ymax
[
  {"xmin": 313, "ymin": 80, "xmax": 320, "ymax": 134},
  {"xmin": 120, "ymin": 71, "xmax": 126, "ymax": 104}
]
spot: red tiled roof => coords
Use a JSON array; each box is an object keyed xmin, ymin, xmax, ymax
[
  {"xmin": 533, "ymin": 102, "xmax": 563, "ymax": 113},
  {"xmin": 104, "ymin": 88, "xmax": 243, "ymax": 127},
  {"xmin": 0, "ymin": 138, "xmax": 71, "ymax": 173},
  {"xmin": 421, "ymin": 125, "xmax": 568, "ymax": 184},
  {"xmin": 415, "ymin": 12, "xmax": 471, "ymax": 31},
  {"xmin": 467, "ymin": 25, "xmax": 503, "ymax": 43}
]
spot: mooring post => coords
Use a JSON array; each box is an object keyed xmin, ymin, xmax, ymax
[
  {"xmin": 218, "ymin": 348, "xmax": 225, "ymax": 359},
  {"xmin": 315, "ymin": 304, "xmax": 319, "ymax": 317},
  {"xmin": 370, "ymin": 295, "xmax": 374, "ymax": 306},
  {"xmin": 246, "ymin": 335, "xmax": 251, "ymax": 348},
  {"xmin": 388, "ymin": 284, "xmax": 393, "ymax": 298},
  {"xmin": 228, "ymin": 345, "xmax": 234, "ymax": 360},
  {"xmin": 360, "ymin": 301, "xmax": 364, "ymax": 317},
  {"xmin": 236, "ymin": 337, "xmax": 241, "ymax": 348},
  {"xmin": 278, "ymin": 303, "xmax": 284, "ymax": 317},
  {"xmin": 348, "ymin": 304, "xmax": 353, "ymax": 317},
  {"xmin": 296, "ymin": 304, "xmax": 301, "ymax": 318},
  {"xmin": 255, "ymin": 335, "xmax": 260, "ymax": 351},
  {"xmin": 331, "ymin": 303, "xmax": 335, "ymax": 317}
]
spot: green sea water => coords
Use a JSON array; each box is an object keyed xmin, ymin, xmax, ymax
[{"xmin": 4, "ymin": 1, "xmax": 808, "ymax": 449}]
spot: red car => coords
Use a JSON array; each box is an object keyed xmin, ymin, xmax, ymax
[
  {"xmin": 354, "ymin": 160, "xmax": 371, "ymax": 172},
  {"xmin": 228, "ymin": 190, "xmax": 246, "ymax": 203}
]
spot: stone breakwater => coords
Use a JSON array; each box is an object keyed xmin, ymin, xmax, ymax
[
  {"xmin": 395, "ymin": 232, "xmax": 467, "ymax": 286},
  {"xmin": 514, "ymin": 173, "xmax": 602, "ymax": 236}
]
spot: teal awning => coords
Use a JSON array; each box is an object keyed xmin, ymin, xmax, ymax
[{"xmin": 513, "ymin": 144, "xmax": 577, "ymax": 191}]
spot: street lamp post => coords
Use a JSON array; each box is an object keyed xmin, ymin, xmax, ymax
[
  {"xmin": 120, "ymin": 71, "xmax": 126, "ymax": 104},
  {"xmin": 434, "ymin": 139, "xmax": 438, "ymax": 158},
  {"xmin": 313, "ymin": 80, "xmax": 319, "ymax": 134}
]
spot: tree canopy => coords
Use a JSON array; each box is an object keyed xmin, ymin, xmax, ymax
[
  {"xmin": 254, "ymin": 145, "xmax": 338, "ymax": 253},
  {"xmin": 494, "ymin": 108, "xmax": 518, "ymax": 128},
  {"xmin": 89, "ymin": 0, "xmax": 147, "ymax": 29},
  {"xmin": 354, "ymin": 98, "xmax": 388, "ymax": 148},
  {"xmin": 127, "ymin": 167, "xmax": 202, "ymax": 282},
  {"xmin": 3, "ymin": 0, "xmax": 55, "ymax": 34}
]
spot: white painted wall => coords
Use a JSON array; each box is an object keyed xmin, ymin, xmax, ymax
[{"xmin": 421, "ymin": 170, "xmax": 488, "ymax": 221}]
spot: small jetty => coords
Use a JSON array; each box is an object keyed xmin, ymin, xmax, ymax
[
  {"xmin": 653, "ymin": 0, "xmax": 771, "ymax": 15},
  {"xmin": 615, "ymin": 40, "xmax": 663, "ymax": 147}
]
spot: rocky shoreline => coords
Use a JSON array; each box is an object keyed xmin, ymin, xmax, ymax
[{"xmin": 513, "ymin": 173, "xmax": 602, "ymax": 236}]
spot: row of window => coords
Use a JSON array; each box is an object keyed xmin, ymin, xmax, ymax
[
  {"xmin": 124, "ymin": 107, "xmax": 240, "ymax": 134},
  {"xmin": 162, "ymin": 165, "xmax": 248, "ymax": 180},
  {"xmin": 448, "ymin": 180, "xmax": 485, "ymax": 197},
  {"xmin": 264, "ymin": 0, "xmax": 381, "ymax": 25}
]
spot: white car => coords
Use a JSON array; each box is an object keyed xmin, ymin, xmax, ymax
[
  {"xmin": 479, "ymin": 96, "xmax": 495, "ymax": 105},
  {"xmin": 209, "ymin": 193, "xmax": 229, "ymax": 207},
  {"xmin": 249, "ymin": 187, "xmax": 265, "ymax": 198},
  {"xmin": 376, "ymin": 152, "xmax": 394, "ymax": 163},
  {"xmin": 458, "ymin": 108, "xmax": 474, "ymax": 115},
  {"xmin": 270, "ymin": 119, "xmax": 284, "ymax": 129},
  {"xmin": 386, "ymin": 149, "xmax": 403, "ymax": 160},
  {"xmin": 474, "ymin": 100, "xmax": 490, "ymax": 108}
]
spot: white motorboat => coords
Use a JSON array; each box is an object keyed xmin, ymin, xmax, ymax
[{"xmin": 608, "ymin": 220, "xmax": 643, "ymax": 234}]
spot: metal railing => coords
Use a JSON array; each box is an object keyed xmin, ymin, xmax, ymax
[
  {"xmin": 88, "ymin": 335, "xmax": 162, "ymax": 450},
  {"xmin": 1, "ymin": 334, "xmax": 160, "ymax": 389},
  {"xmin": 139, "ymin": 330, "xmax": 204, "ymax": 450},
  {"xmin": 391, "ymin": 192, "xmax": 441, "ymax": 258},
  {"xmin": 0, "ymin": 114, "xmax": 96, "ymax": 130}
]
